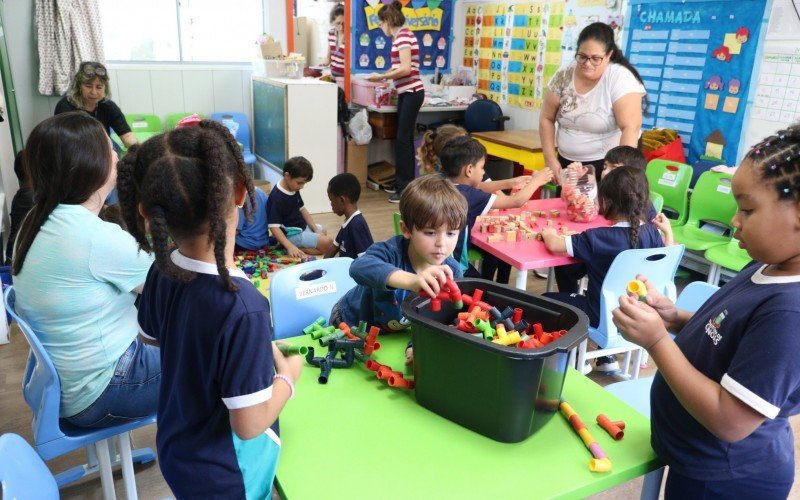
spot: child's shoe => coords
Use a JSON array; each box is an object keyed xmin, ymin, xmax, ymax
[{"xmin": 595, "ymin": 355, "xmax": 620, "ymax": 373}]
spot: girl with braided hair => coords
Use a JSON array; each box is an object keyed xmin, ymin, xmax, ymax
[
  {"xmin": 12, "ymin": 111, "xmax": 159, "ymax": 428},
  {"xmin": 613, "ymin": 126, "xmax": 800, "ymax": 498},
  {"xmin": 116, "ymin": 120, "xmax": 302, "ymax": 498},
  {"xmin": 541, "ymin": 166, "xmax": 666, "ymax": 330}
]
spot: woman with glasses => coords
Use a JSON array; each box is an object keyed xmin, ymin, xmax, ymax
[
  {"xmin": 323, "ymin": 3, "xmax": 345, "ymax": 77},
  {"xmin": 54, "ymin": 62, "xmax": 138, "ymax": 149},
  {"xmin": 539, "ymin": 22, "xmax": 647, "ymax": 184}
]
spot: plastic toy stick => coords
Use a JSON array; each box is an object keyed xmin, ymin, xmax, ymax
[
  {"xmin": 491, "ymin": 331, "xmax": 521, "ymax": 346},
  {"xmin": 495, "ymin": 323, "xmax": 507, "ymax": 338},
  {"xmin": 309, "ymin": 325, "xmax": 335, "ymax": 340},
  {"xmin": 532, "ymin": 323, "xmax": 544, "ymax": 337},
  {"xmin": 627, "ymin": 280, "xmax": 648, "ymax": 302},
  {"xmin": 319, "ymin": 330, "xmax": 346, "ymax": 346},
  {"xmin": 517, "ymin": 337, "xmax": 543, "ymax": 349},
  {"xmin": 365, "ymin": 359, "xmax": 385, "ymax": 372},
  {"xmin": 612, "ymin": 421, "xmax": 626, "ymax": 429},
  {"xmin": 376, "ymin": 366, "xmax": 403, "ymax": 380},
  {"xmin": 318, "ymin": 357, "xmax": 333, "ymax": 384},
  {"xmin": 596, "ymin": 414, "xmax": 624, "ymax": 440},
  {"xmin": 512, "ymin": 307, "xmax": 523, "ymax": 324},
  {"xmin": 473, "ymin": 318, "xmax": 495, "ymax": 340},
  {"xmin": 303, "ymin": 316, "xmax": 326, "ymax": 336},
  {"xmin": 488, "ymin": 307, "xmax": 502, "ymax": 319},
  {"xmin": 278, "ymin": 344, "xmax": 309, "ymax": 356},
  {"xmin": 502, "ymin": 318, "xmax": 515, "ymax": 331},
  {"xmin": 388, "ymin": 375, "xmax": 415, "ymax": 389},
  {"xmin": 514, "ymin": 319, "xmax": 529, "ymax": 332},
  {"xmin": 364, "ymin": 326, "xmax": 381, "ymax": 355},
  {"xmin": 445, "ymin": 279, "xmax": 463, "ymax": 308},
  {"xmin": 559, "ymin": 401, "xmax": 612, "ymax": 472}
]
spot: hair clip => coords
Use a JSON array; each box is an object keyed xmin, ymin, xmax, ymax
[
  {"xmin": 783, "ymin": 186, "xmax": 792, "ymax": 195},
  {"xmin": 771, "ymin": 164, "xmax": 779, "ymax": 171},
  {"xmin": 754, "ymin": 149, "xmax": 761, "ymax": 154}
]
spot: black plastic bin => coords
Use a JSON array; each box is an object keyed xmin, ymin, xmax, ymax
[{"xmin": 402, "ymin": 279, "xmax": 588, "ymax": 443}]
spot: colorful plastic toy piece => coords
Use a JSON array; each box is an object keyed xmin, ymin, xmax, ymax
[
  {"xmin": 278, "ymin": 344, "xmax": 309, "ymax": 356},
  {"xmin": 627, "ymin": 280, "xmax": 648, "ymax": 302},
  {"xmin": 596, "ymin": 414, "xmax": 624, "ymax": 440},
  {"xmin": 388, "ymin": 374, "xmax": 415, "ymax": 389},
  {"xmin": 559, "ymin": 401, "xmax": 612, "ymax": 472},
  {"xmin": 319, "ymin": 330, "xmax": 346, "ymax": 346},
  {"xmin": 303, "ymin": 317, "xmax": 326, "ymax": 336}
]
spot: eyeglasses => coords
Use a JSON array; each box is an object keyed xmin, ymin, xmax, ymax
[
  {"xmin": 79, "ymin": 63, "xmax": 107, "ymax": 77},
  {"xmin": 574, "ymin": 53, "xmax": 607, "ymax": 67}
]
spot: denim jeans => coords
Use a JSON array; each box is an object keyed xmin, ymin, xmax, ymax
[
  {"xmin": 65, "ymin": 338, "xmax": 161, "ymax": 428},
  {"xmin": 395, "ymin": 89, "xmax": 425, "ymax": 193}
]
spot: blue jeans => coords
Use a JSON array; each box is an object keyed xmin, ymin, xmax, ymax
[{"xmin": 65, "ymin": 338, "xmax": 161, "ymax": 428}]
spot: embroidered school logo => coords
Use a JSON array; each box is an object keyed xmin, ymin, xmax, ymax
[{"xmin": 704, "ymin": 310, "xmax": 727, "ymax": 345}]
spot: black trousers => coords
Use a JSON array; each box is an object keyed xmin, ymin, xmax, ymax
[{"xmin": 395, "ymin": 89, "xmax": 424, "ymax": 192}]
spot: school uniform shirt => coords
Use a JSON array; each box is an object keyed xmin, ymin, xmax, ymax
[
  {"xmin": 54, "ymin": 97, "xmax": 132, "ymax": 138},
  {"xmin": 12, "ymin": 204, "xmax": 154, "ymax": 417},
  {"xmin": 651, "ymin": 264, "xmax": 800, "ymax": 480},
  {"xmin": 236, "ymin": 187, "xmax": 270, "ymax": 250},
  {"xmin": 328, "ymin": 28, "xmax": 345, "ymax": 77},
  {"xmin": 391, "ymin": 27, "xmax": 424, "ymax": 94},
  {"xmin": 138, "ymin": 251, "xmax": 280, "ymax": 499},
  {"xmin": 454, "ymin": 184, "xmax": 496, "ymax": 269},
  {"xmin": 334, "ymin": 210, "xmax": 374, "ymax": 259},
  {"xmin": 548, "ymin": 61, "xmax": 646, "ymax": 162},
  {"xmin": 334, "ymin": 235, "xmax": 462, "ymax": 333},
  {"xmin": 267, "ymin": 183, "xmax": 308, "ymax": 235},
  {"xmin": 564, "ymin": 222, "xmax": 664, "ymax": 326}
]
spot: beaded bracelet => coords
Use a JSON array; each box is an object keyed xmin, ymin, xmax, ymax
[{"xmin": 274, "ymin": 374, "xmax": 295, "ymax": 400}]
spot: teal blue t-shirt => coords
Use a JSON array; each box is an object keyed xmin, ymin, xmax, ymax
[{"xmin": 14, "ymin": 204, "xmax": 154, "ymax": 417}]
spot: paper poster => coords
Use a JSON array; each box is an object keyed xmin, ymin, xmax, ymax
[{"xmin": 751, "ymin": 49, "xmax": 800, "ymax": 124}]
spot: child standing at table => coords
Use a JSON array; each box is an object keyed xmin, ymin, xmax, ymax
[
  {"xmin": 267, "ymin": 156, "xmax": 333, "ymax": 258},
  {"xmin": 324, "ymin": 173, "xmax": 374, "ymax": 259},
  {"xmin": 541, "ymin": 166, "xmax": 667, "ymax": 330},
  {"xmin": 439, "ymin": 136, "xmax": 553, "ymax": 277},
  {"xmin": 612, "ymin": 127, "xmax": 800, "ymax": 499},
  {"xmin": 330, "ymin": 175, "xmax": 466, "ymax": 337},
  {"xmin": 117, "ymin": 121, "xmax": 302, "ymax": 499}
]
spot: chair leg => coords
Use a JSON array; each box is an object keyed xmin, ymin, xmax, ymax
[
  {"xmin": 640, "ymin": 467, "xmax": 665, "ymax": 500},
  {"xmin": 621, "ymin": 351, "xmax": 631, "ymax": 378},
  {"xmin": 567, "ymin": 347, "xmax": 576, "ymax": 370},
  {"xmin": 707, "ymin": 263, "xmax": 720, "ymax": 285},
  {"xmin": 632, "ymin": 349, "xmax": 643, "ymax": 380},
  {"xmin": 118, "ymin": 432, "xmax": 138, "ymax": 500},
  {"xmin": 577, "ymin": 339, "xmax": 587, "ymax": 372},
  {"xmin": 95, "ymin": 439, "xmax": 117, "ymax": 500}
]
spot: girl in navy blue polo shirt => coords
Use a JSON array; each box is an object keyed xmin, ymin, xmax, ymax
[
  {"xmin": 117, "ymin": 120, "xmax": 303, "ymax": 499},
  {"xmin": 613, "ymin": 126, "xmax": 800, "ymax": 499}
]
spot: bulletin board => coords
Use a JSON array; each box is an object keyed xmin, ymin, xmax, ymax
[
  {"xmin": 461, "ymin": 1, "xmax": 626, "ymax": 110},
  {"xmin": 625, "ymin": 0, "xmax": 767, "ymax": 166},
  {"xmin": 352, "ymin": 0, "xmax": 454, "ymax": 74}
]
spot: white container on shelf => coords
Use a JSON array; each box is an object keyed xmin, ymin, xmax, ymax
[{"xmin": 251, "ymin": 59, "xmax": 306, "ymax": 79}]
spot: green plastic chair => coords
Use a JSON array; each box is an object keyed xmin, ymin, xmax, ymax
[
  {"xmin": 165, "ymin": 113, "xmax": 202, "ymax": 130},
  {"xmin": 649, "ymin": 190, "xmax": 664, "ymax": 214},
  {"xmin": 393, "ymin": 212, "xmax": 402, "ymax": 236},
  {"xmin": 671, "ymin": 171, "xmax": 737, "ymax": 252},
  {"xmin": 645, "ymin": 159, "xmax": 693, "ymax": 227},
  {"xmin": 704, "ymin": 239, "xmax": 752, "ymax": 285}
]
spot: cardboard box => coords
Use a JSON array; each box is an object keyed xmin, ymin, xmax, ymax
[
  {"xmin": 258, "ymin": 41, "xmax": 283, "ymax": 59},
  {"xmin": 367, "ymin": 161, "xmax": 396, "ymax": 188},
  {"xmin": 346, "ymin": 139, "xmax": 369, "ymax": 186}
]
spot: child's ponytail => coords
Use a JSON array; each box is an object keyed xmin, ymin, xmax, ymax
[
  {"xmin": 417, "ymin": 129, "xmax": 438, "ymax": 175},
  {"xmin": 148, "ymin": 204, "xmax": 195, "ymax": 284},
  {"xmin": 598, "ymin": 166, "xmax": 650, "ymax": 248}
]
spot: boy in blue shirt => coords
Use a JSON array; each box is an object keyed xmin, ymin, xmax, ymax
[
  {"xmin": 267, "ymin": 156, "xmax": 333, "ymax": 258},
  {"xmin": 235, "ymin": 186, "xmax": 270, "ymax": 250},
  {"xmin": 439, "ymin": 136, "xmax": 553, "ymax": 276},
  {"xmin": 325, "ymin": 173, "xmax": 374, "ymax": 259},
  {"xmin": 330, "ymin": 175, "xmax": 467, "ymax": 337}
]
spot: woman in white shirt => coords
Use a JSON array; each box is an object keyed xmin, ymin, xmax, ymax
[{"xmin": 540, "ymin": 22, "xmax": 647, "ymax": 183}]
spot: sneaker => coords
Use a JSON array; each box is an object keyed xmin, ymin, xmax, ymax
[
  {"xmin": 533, "ymin": 267, "xmax": 549, "ymax": 279},
  {"xmin": 383, "ymin": 184, "xmax": 397, "ymax": 194},
  {"xmin": 388, "ymin": 192, "xmax": 401, "ymax": 203},
  {"xmin": 580, "ymin": 361, "xmax": 593, "ymax": 375},
  {"xmin": 595, "ymin": 355, "xmax": 620, "ymax": 373}
]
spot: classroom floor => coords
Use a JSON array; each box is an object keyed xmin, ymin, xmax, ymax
[{"xmin": 0, "ymin": 186, "xmax": 798, "ymax": 498}]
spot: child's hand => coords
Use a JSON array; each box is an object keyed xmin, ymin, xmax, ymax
[
  {"xmin": 541, "ymin": 226, "xmax": 558, "ymax": 238},
  {"xmin": 628, "ymin": 274, "xmax": 680, "ymax": 329},
  {"xmin": 273, "ymin": 342, "xmax": 303, "ymax": 382},
  {"xmin": 531, "ymin": 167, "xmax": 554, "ymax": 187},
  {"xmin": 612, "ymin": 295, "xmax": 670, "ymax": 350},
  {"xmin": 286, "ymin": 244, "xmax": 307, "ymax": 259},
  {"xmin": 405, "ymin": 346, "xmax": 414, "ymax": 364},
  {"xmin": 652, "ymin": 213, "xmax": 671, "ymax": 233},
  {"xmin": 511, "ymin": 175, "xmax": 532, "ymax": 187},
  {"xmin": 414, "ymin": 265, "xmax": 453, "ymax": 298},
  {"xmin": 566, "ymin": 162, "xmax": 589, "ymax": 180}
]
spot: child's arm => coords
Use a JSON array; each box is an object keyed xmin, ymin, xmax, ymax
[
  {"xmin": 541, "ymin": 227, "xmax": 567, "ymax": 254},
  {"xmin": 479, "ymin": 175, "xmax": 531, "ymax": 194},
  {"xmin": 653, "ymin": 213, "xmax": 675, "ymax": 246},
  {"xmin": 490, "ymin": 168, "xmax": 554, "ymax": 210},
  {"xmin": 270, "ymin": 226, "xmax": 307, "ymax": 259},
  {"xmin": 387, "ymin": 265, "xmax": 454, "ymax": 298},
  {"xmin": 323, "ymin": 241, "xmax": 340, "ymax": 258},
  {"xmin": 300, "ymin": 208, "xmax": 326, "ymax": 235}
]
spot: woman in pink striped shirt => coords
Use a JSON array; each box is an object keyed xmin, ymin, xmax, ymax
[
  {"xmin": 323, "ymin": 4, "xmax": 345, "ymax": 77},
  {"xmin": 368, "ymin": 1, "xmax": 425, "ymax": 203}
]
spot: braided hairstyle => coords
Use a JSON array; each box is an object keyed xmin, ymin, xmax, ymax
[
  {"xmin": 416, "ymin": 124, "xmax": 467, "ymax": 175},
  {"xmin": 117, "ymin": 120, "xmax": 255, "ymax": 291},
  {"xmin": 744, "ymin": 124, "xmax": 800, "ymax": 201},
  {"xmin": 13, "ymin": 112, "xmax": 113, "ymax": 275},
  {"xmin": 598, "ymin": 166, "xmax": 650, "ymax": 248}
]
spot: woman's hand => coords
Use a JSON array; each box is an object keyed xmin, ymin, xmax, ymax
[
  {"xmin": 612, "ymin": 295, "xmax": 670, "ymax": 350},
  {"xmin": 273, "ymin": 342, "xmax": 303, "ymax": 382},
  {"xmin": 531, "ymin": 167, "xmax": 554, "ymax": 187},
  {"xmin": 366, "ymin": 73, "xmax": 385, "ymax": 82},
  {"xmin": 545, "ymin": 157, "xmax": 562, "ymax": 185}
]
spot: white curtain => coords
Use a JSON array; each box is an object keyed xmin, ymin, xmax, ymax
[{"xmin": 36, "ymin": 0, "xmax": 105, "ymax": 96}]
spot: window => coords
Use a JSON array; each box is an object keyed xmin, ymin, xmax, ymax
[{"xmin": 100, "ymin": 0, "xmax": 265, "ymax": 63}]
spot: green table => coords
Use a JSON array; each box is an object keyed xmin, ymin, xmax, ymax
[{"xmin": 276, "ymin": 334, "xmax": 662, "ymax": 499}]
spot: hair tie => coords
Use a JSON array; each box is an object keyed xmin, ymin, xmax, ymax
[
  {"xmin": 150, "ymin": 205, "xmax": 166, "ymax": 218},
  {"xmin": 754, "ymin": 149, "xmax": 761, "ymax": 155},
  {"xmin": 770, "ymin": 164, "xmax": 778, "ymax": 171}
]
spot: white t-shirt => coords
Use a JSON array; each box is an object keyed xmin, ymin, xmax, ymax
[{"xmin": 548, "ymin": 61, "xmax": 646, "ymax": 162}]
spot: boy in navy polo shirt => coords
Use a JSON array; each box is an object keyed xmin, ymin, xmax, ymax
[
  {"xmin": 439, "ymin": 136, "xmax": 553, "ymax": 277},
  {"xmin": 235, "ymin": 186, "xmax": 270, "ymax": 250},
  {"xmin": 325, "ymin": 173, "xmax": 374, "ymax": 259},
  {"xmin": 267, "ymin": 156, "xmax": 333, "ymax": 258}
]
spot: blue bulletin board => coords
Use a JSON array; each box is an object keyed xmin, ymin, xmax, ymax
[
  {"xmin": 352, "ymin": 0, "xmax": 454, "ymax": 74},
  {"xmin": 625, "ymin": 0, "xmax": 767, "ymax": 166}
]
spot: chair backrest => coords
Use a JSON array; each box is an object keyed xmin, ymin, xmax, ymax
[
  {"xmin": 4, "ymin": 287, "xmax": 66, "ymax": 449},
  {"xmin": 683, "ymin": 171, "xmax": 737, "ymax": 230},
  {"xmin": 209, "ymin": 112, "xmax": 252, "ymax": 154},
  {"xmin": 125, "ymin": 114, "xmax": 163, "ymax": 134},
  {"xmin": 646, "ymin": 159, "xmax": 693, "ymax": 225},
  {"xmin": 649, "ymin": 190, "xmax": 664, "ymax": 214},
  {"xmin": 594, "ymin": 245, "xmax": 685, "ymax": 347},
  {"xmin": 675, "ymin": 281, "xmax": 718, "ymax": 313},
  {"xmin": 464, "ymin": 99, "xmax": 506, "ymax": 133},
  {"xmin": 269, "ymin": 258, "xmax": 358, "ymax": 339},
  {"xmin": 393, "ymin": 212, "xmax": 402, "ymax": 236},
  {"xmin": 165, "ymin": 112, "xmax": 202, "ymax": 130},
  {"xmin": 0, "ymin": 433, "xmax": 59, "ymax": 499}
]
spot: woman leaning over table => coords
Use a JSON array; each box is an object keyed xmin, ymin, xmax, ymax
[
  {"xmin": 539, "ymin": 22, "xmax": 647, "ymax": 183},
  {"xmin": 367, "ymin": 1, "xmax": 425, "ymax": 203}
]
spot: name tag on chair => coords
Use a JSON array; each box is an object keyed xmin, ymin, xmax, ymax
[{"xmin": 295, "ymin": 281, "xmax": 337, "ymax": 300}]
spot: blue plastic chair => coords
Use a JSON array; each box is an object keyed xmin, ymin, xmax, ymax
[
  {"xmin": 5, "ymin": 287, "xmax": 156, "ymax": 499},
  {"xmin": 0, "ymin": 433, "xmax": 59, "ymax": 500},
  {"xmin": 209, "ymin": 112, "xmax": 257, "ymax": 166},
  {"xmin": 269, "ymin": 257, "xmax": 358, "ymax": 339},
  {"xmin": 576, "ymin": 245, "xmax": 685, "ymax": 380}
]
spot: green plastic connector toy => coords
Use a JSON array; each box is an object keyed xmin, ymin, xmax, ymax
[
  {"xmin": 303, "ymin": 317, "xmax": 326, "ymax": 336},
  {"xmin": 319, "ymin": 329, "xmax": 346, "ymax": 346},
  {"xmin": 473, "ymin": 318, "xmax": 495, "ymax": 340},
  {"xmin": 278, "ymin": 344, "xmax": 309, "ymax": 356},
  {"xmin": 310, "ymin": 325, "xmax": 336, "ymax": 340}
]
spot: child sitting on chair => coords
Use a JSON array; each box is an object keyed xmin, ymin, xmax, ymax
[
  {"xmin": 329, "ymin": 175, "xmax": 466, "ymax": 339},
  {"xmin": 267, "ymin": 156, "xmax": 333, "ymax": 258},
  {"xmin": 235, "ymin": 185, "xmax": 270, "ymax": 251},
  {"xmin": 325, "ymin": 173, "xmax": 374, "ymax": 259}
]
